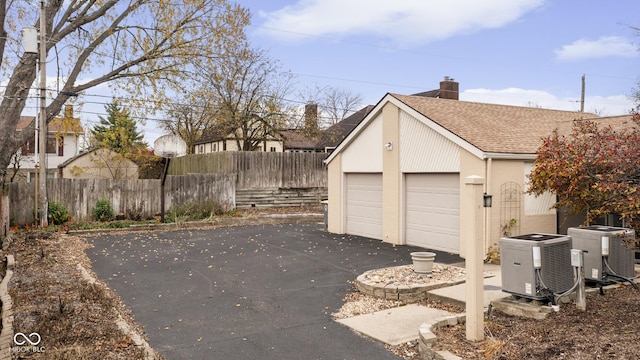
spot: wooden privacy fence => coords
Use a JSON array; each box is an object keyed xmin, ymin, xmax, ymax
[
  {"xmin": 168, "ymin": 152, "xmax": 328, "ymax": 189},
  {"xmin": 9, "ymin": 174, "xmax": 235, "ymax": 225}
]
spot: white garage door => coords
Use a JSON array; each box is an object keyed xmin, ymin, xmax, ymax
[
  {"xmin": 405, "ymin": 174, "xmax": 460, "ymax": 253},
  {"xmin": 346, "ymin": 173, "xmax": 383, "ymax": 240}
]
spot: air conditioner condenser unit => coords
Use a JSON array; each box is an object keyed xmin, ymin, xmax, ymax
[
  {"xmin": 568, "ymin": 225, "xmax": 636, "ymax": 283},
  {"xmin": 500, "ymin": 233, "xmax": 573, "ymax": 300}
]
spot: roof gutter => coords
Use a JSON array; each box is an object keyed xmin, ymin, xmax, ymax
[{"xmin": 483, "ymin": 152, "xmax": 537, "ymax": 161}]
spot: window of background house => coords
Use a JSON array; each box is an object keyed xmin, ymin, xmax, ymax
[
  {"xmin": 22, "ymin": 138, "xmax": 35, "ymax": 155},
  {"xmin": 20, "ymin": 136, "xmax": 62, "ymax": 155},
  {"xmin": 270, "ymin": 147, "xmax": 276, "ymax": 152},
  {"xmin": 45, "ymin": 136, "xmax": 63, "ymax": 155}
]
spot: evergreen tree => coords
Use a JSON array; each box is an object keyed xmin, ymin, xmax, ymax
[{"xmin": 91, "ymin": 101, "xmax": 146, "ymax": 155}]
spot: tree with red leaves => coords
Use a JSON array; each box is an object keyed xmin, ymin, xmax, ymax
[{"xmin": 528, "ymin": 113, "xmax": 640, "ymax": 233}]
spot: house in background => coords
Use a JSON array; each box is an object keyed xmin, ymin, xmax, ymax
[
  {"xmin": 11, "ymin": 105, "xmax": 83, "ymax": 183},
  {"xmin": 192, "ymin": 103, "xmax": 375, "ymax": 154},
  {"xmin": 325, "ymin": 87, "xmax": 602, "ymax": 256},
  {"xmin": 193, "ymin": 123, "xmax": 284, "ymax": 154},
  {"xmin": 58, "ymin": 147, "xmax": 139, "ymax": 180},
  {"xmin": 282, "ymin": 103, "xmax": 375, "ymax": 153},
  {"xmin": 280, "ymin": 103, "xmax": 323, "ymax": 152},
  {"xmin": 410, "ymin": 75, "xmax": 460, "ymax": 100}
]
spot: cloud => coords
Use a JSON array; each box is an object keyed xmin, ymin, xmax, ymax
[
  {"xmin": 555, "ymin": 36, "xmax": 638, "ymax": 61},
  {"xmin": 461, "ymin": 88, "xmax": 634, "ymax": 116},
  {"xmin": 257, "ymin": 0, "xmax": 543, "ymax": 44}
]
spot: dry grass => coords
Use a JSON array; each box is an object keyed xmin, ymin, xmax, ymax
[{"xmin": 5, "ymin": 231, "xmax": 157, "ymax": 359}]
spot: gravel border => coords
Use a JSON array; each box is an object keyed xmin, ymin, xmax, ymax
[{"xmin": 354, "ymin": 264, "xmax": 467, "ymax": 302}]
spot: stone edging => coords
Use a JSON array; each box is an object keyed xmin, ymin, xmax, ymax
[
  {"xmin": 418, "ymin": 314, "xmax": 466, "ymax": 360},
  {"xmin": 0, "ymin": 255, "xmax": 15, "ymax": 360},
  {"xmin": 354, "ymin": 268, "xmax": 466, "ymax": 303}
]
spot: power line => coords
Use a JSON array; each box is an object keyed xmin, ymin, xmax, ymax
[{"xmin": 250, "ymin": 24, "xmax": 639, "ymax": 83}]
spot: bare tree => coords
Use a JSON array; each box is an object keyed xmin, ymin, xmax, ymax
[
  {"xmin": 199, "ymin": 44, "xmax": 294, "ymax": 151},
  {"xmin": 0, "ymin": 0, "xmax": 249, "ymax": 171},
  {"xmin": 321, "ymin": 87, "xmax": 363, "ymax": 126},
  {"xmin": 299, "ymin": 85, "xmax": 363, "ymax": 127},
  {"xmin": 164, "ymin": 97, "xmax": 213, "ymax": 154},
  {"xmin": 0, "ymin": 152, "xmax": 27, "ymax": 189}
]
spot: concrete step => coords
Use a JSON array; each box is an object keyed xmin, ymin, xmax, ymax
[{"xmin": 235, "ymin": 188, "xmax": 327, "ymax": 208}]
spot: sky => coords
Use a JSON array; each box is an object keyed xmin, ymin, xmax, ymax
[
  {"xmin": 240, "ymin": 0, "xmax": 639, "ymax": 119},
  {"xmin": 60, "ymin": 0, "xmax": 640, "ymax": 144}
]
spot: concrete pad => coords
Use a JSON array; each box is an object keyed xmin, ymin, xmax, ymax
[
  {"xmin": 336, "ymin": 304, "xmax": 451, "ymax": 346},
  {"xmin": 427, "ymin": 263, "xmax": 510, "ymax": 308},
  {"xmin": 490, "ymin": 297, "xmax": 554, "ymax": 320}
]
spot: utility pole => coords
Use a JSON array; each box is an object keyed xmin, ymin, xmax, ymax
[
  {"xmin": 580, "ymin": 74, "xmax": 585, "ymax": 113},
  {"xmin": 38, "ymin": 0, "xmax": 48, "ymax": 227}
]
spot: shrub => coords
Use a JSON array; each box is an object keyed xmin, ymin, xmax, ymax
[
  {"xmin": 93, "ymin": 198, "xmax": 114, "ymax": 222},
  {"xmin": 48, "ymin": 201, "xmax": 69, "ymax": 225},
  {"xmin": 126, "ymin": 200, "xmax": 145, "ymax": 221},
  {"xmin": 166, "ymin": 200, "xmax": 223, "ymax": 222}
]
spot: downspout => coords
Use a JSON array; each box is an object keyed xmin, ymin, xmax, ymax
[
  {"xmin": 484, "ymin": 157, "xmax": 493, "ymax": 257},
  {"xmin": 556, "ymin": 195, "xmax": 561, "ymax": 234}
]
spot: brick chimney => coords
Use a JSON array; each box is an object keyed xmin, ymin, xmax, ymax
[
  {"xmin": 304, "ymin": 103, "xmax": 318, "ymax": 133},
  {"xmin": 439, "ymin": 76, "xmax": 459, "ymax": 100},
  {"xmin": 64, "ymin": 104, "xmax": 74, "ymax": 119}
]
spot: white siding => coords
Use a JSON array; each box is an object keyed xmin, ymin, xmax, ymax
[
  {"xmin": 342, "ymin": 114, "xmax": 383, "ymax": 172},
  {"xmin": 18, "ymin": 134, "xmax": 79, "ymax": 170},
  {"xmin": 400, "ymin": 111, "xmax": 460, "ymax": 172},
  {"xmin": 523, "ymin": 162, "xmax": 556, "ymax": 215}
]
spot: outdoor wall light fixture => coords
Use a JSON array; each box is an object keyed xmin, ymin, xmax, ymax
[
  {"xmin": 483, "ymin": 193, "xmax": 493, "ymax": 208},
  {"xmin": 385, "ymin": 141, "xmax": 393, "ymax": 151}
]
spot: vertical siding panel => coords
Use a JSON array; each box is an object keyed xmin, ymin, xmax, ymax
[{"xmin": 399, "ymin": 111, "xmax": 460, "ymax": 173}]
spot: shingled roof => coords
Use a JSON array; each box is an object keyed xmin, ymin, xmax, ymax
[
  {"xmin": 193, "ymin": 125, "xmax": 228, "ymax": 145},
  {"xmin": 16, "ymin": 106, "xmax": 83, "ymax": 134},
  {"xmin": 391, "ymin": 94, "xmax": 599, "ymax": 154}
]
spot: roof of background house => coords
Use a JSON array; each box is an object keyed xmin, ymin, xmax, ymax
[
  {"xmin": 411, "ymin": 89, "xmax": 441, "ymax": 98},
  {"xmin": 194, "ymin": 125, "xmax": 227, "ymax": 144},
  {"xmin": 317, "ymin": 105, "xmax": 375, "ymax": 149},
  {"xmin": 391, "ymin": 93, "xmax": 601, "ymax": 154},
  {"xmin": 194, "ymin": 124, "xmax": 284, "ymax": 145},
  {"xmin": 57, "ymin": 147, "xmax": 137, "ymax": 169},
  {"xmin": 279, "ymin": 105, "xmax": 376, "ymax": 151},
  {"xmin": 280, "ymin": 129, "xmax": 320, "ymax": 150},
  {"xmin": 17, "ymin": 115, "xmax": 83, "ymax": 133}
]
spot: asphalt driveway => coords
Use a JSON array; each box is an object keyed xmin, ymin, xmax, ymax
[{"xmin": 86, "ymin": 222, "xmax": 462, "ymax": 360}]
